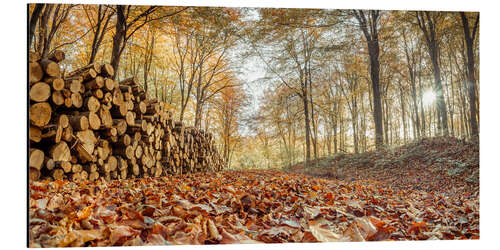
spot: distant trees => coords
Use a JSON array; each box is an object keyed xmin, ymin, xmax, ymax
[
  {"xmin": 241, "ymin": 8, "xmax": 479, "ymax": 169},
  {"xmin": 351, "ymin": 10, "xmax": 384, "ymax": 149},
  {"xmin": 28, "ymin": 5, "xmax": 479, "ymax": 169}
]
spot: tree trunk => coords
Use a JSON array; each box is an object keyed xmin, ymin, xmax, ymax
[
  {"xmin": 461, "ymin": 12, "xmax": 479, "ymax": 137},
  {"xmin": 368, "ymin": 41, "xmax": 384, "ymax": 148},
  {"xmin": 29, "ymin": 4, "xmax": 45, "ymax": 49},
  {"xmin": 302, "ymin": 94, "xmax": 311, "ymax": 167},
  {"xmin": 110, "ymin": 5, "xmax": 126, "ymax": 79}
]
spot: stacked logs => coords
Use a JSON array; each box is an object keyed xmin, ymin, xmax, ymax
[{"xmin": 29, "ymin": 50, "xmax": 224, "ymax": 182}]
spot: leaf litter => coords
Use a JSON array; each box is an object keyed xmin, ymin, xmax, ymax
[{"xmin": 29, "ymin": 137, "xmax": 479, "ymax": 246}]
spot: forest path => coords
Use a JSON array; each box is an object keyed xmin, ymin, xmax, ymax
[{"xmin": 30, "ymin": 164, "xmax": 479, "ymax": 246}]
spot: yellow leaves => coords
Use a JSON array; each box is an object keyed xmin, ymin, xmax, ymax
[{"xmin": 77, "ymin": 205, "xmax": 93, "ymax": 221}]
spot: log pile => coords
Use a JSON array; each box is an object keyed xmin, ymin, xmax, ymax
[{"xmin": 29, "ymin": 50, "xmax": 224, "ymax": 182}]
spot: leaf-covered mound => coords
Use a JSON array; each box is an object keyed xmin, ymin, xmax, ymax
[
  {"xmin": 29, "ymin": 169, "xmax": 479, "ymax": 247},
  {"xmin": 288, "ymin": 136, "xmax": 479, "ymax": 194}
]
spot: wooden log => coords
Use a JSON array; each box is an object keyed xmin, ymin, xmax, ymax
[
  {"xmin": 56, "ymin": 114, "xmax": 69, "ymax": 129},
  {"xmin": 120, "ymin": 77, "xmax": 138, "ymax": 86},
  {"xmin": 100, "ymin": 63, "xmax": 114, "ymax": 77},
  {"xmin": 104, "ymin": 78, "xmax": 115, "ymax": 91},
  {"xmin": 112, "ymin": 88, "xmax": 124, "ymax": 106},
  {"xmin": 85, "ymin": 76, "xmax": 104, "ymax": 90},
  {"xmin": 72, "ymin": 164, "xmax": 83, "ymax": 173},
  {"xmin": 97, "ymin": 139, "xmax": 111, "ymax": 160},
  {"xmin": 66, "ymin": 63, "xmax": 100, "ymax": 78},
  {"xmin": 117, "ymin": 157, "xmax": 128, "ymax": 170},
  {"xmin": 110, "ymin": 102, "xmax": 128, "ymax": 117},
  {"xmin": 113, "ymin": 119, "xmax": 127, "ymax": 135},
  {"xmin": 80, "ymin": 112, "xmax": 101, "ymax": 130},
  {"xmin": 29, "ymin": 148, "xmax": 44, "ymax": 170},
  {"xmin": 83, "ymin": 96, "xmax": 101, "ymax": 112},
  {"xmin": 99, "ymin": 162, "xmax": 110, "ymax": 173},
  {"xmin": 83, "ymin": 163, "xmax": 97, "ymax": 173},
  {"xmin": 65, "ymin": 79, "xmax": 82, "ymax": 94},
  {"xmin": 103, "ymin": 127, "xmax": 117, "ymax": 137},
  {"xmin": 30, "ymin": 102, "xmax": 52, "ymax": 127},
  {"xmin": 30, "ymin": 82, "xmax": 51, "ymax": 102},
  {"xmin": 71, "ymin": 93, "xmax": 83, "ymax": 108},
  {"xmin": 135, "ymin": 145, "xmax": 143, "ymax": 159},
  {"xmin": 89, "ymin": 171, "xmax": 99, "ymax": 182},
  {"xmin": 51, "ymin": 90, "xmax": 65, "ymax": 106},
  {"xmin": 119, "ymin": 134, "xmax": 131, "ymax": 146},
  {"xmin": 29, "ymin": 51, "xmax": 41, "ymax": 63},
  {"xmin": 29, "ymin": 62, "xmax": 44, "ymax": 83},
  {"xmin": 39, "ymin": 59, "xmax": 60, "ymax": 77},
  {"xmin": 40, "ymin": 123, "xmax": 62, "ymax": 143},
  {"xmin": 29, "ymin": 168, "xmax": 40, "ymax": 181},
  {"xmin": 82, "ymin": 69, "xmax": 98, "ymax": 82},
  {"xmin": 70, "ymin": 172, "xmax": 81, "ymax": 182},
  {"xmin": 69, "ymin": 115, "xmax": 89, "ymax": 131},
  {"xmin": 80, "ymin": 170, "xmax": 88, "ymax": 181},
  {"xmin": 115, "ymin": 145, "xmax": 134, "ymax": 160},
  {"xmin": 61, "ymin": 89, "xmax": 72, "ymax": 98},
  {"xmin": 131, "ymin": 163, "xmax": 140, "ymax": 176},
  {"xmin": 51, "ymin": 168, "xmax": 65, "ymax": 180},
  {"xmin": 99, "ymin": 108, "xmax": 113, "ymax": 128},
  {"xmin": 89, "ymin": 88, "xmax": 104, "ymax": 99},
  {"xmin": 76, "ymin": 130, "xmax": 97, "ymax": 156},
  {"xmin": 103, "ymin": 92, "xmax": 113, "ymax": 104},
  {"xmin": 110, "ymin": 170, "xmax": 118, "ymax": 179},
  {"xmin": 29, "ymin": 125, "xmax": 42, "ymax": 143},
  {"xmin": 62, "ymin": 125, "xmax": 74, "ymax": 142},
  {"xmin": 50, "ymin": 141, "xmax": 71, "ymax": 162},
  {"xmin": 48, "ymin": 50, "xmax": 65, "ymax": 63},
  {"xmin": 125, "ymin": 111, "xmax": 135, "ymax": 126},
  {"xmin": 75, "ymin": 142, "xmax": 95, "ymax": 162},
  {"xmin": 64, "ymin": 97, "xmax": 72, "ymax": 108},
  {"xmin": 119, "ymin": 85, "xmax": 131, "ymax": 93},
  {"xmin": 44, "ymin": 157, "xmax": 55, "ymax": 170},
  {"xmin": 107, "ymin": 156, "xmax": 118, "ymax": 172}
]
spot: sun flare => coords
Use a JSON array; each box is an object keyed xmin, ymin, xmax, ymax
[{"xmin": 423, "ymin": 89, "xmax": 436, "ymax": 106}]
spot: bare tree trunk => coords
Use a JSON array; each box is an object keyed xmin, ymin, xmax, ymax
[
  {"xmin": 29, "ymin": 4, "xmax": 45, "ymax": 49},
  {"xmin": 110, "ymin": 6, "xmax": 126, "ymax": 79},
  {"xmin": 353, "ymin": 10, "xmax": 384, "ymax": 149},
  {"xmin": 460, "ymin": 12, "xmax": 479, "ymax": 137},
  {"xmin": 302, "ymin": 93, "xmax": 311, "ymax": 166}
]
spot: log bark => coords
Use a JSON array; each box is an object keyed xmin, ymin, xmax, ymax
[
  {"xmin": 101, "ymin": 63, "xmax": 114, "ymax": 77},
  {"xmin": 48, "ymin": 50, "xmax": 65, "ymax": 63},
  {"xmin": 69, "ymin": 115, "xmax": 89, "ymax": 131},
  {"xmin": 30, "ymin": 125, "xmax": 42, "ymax": 143},
  {"xmin": 39, "ymin": 59, "xmax": 60, "ymax": 77}
]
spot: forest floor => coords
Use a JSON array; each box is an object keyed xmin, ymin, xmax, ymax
[{"xmin": 29, "ymin": 137, "xmax": 479, "ymax": 247}]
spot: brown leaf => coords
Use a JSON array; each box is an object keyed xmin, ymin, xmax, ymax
[
  {"xmin": 308, "ymin": 222, "xmax": 343, "ymax": 242},
  {"xmin": 219, "ymin": 228, "xmax": 260, "ymax": 244},
  {"xmin": 109, "ymin": 225, "xmax": 140, "ymax": 245},
  {"xmin": 207, "ymin": 219, "xmax": 222, "ymax": 241}
]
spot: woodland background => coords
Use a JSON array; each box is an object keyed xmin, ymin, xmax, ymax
[{"xmin": 28, "ymin": 4, "xmax": 479, "ymax": 171}]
